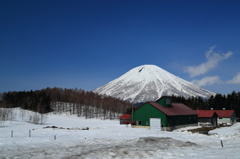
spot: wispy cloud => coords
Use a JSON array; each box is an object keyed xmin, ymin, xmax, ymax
[
  {"xmin": 192, "ymin": 73, "xmax": 240, "ymax": 87},
  {"xmin": 185, "ymin": 46, "xmax": 234, "ymax": 77},
  {"xmin": 191, "ymin": 76, "xmax": 221, "ymax": 87},
  {"xmin": 227, "ymin": 73, "xmax": 240, "ymax": 84}
]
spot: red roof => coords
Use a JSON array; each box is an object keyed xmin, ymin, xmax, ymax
[
  {"xmin": 148, "ymin": 102, "xmax": 197, "ymax": 116},
  {"xmin": 215, "ymin": 110, "xmax": 235, "ymax": 118},
  {"xmin": 195, "ymin": 110, "xmax": 235, "ymax": 118},
  {"xmin": 195, "ymin": 110, "xmax": 217, "ymax": 117},
  {"xmin": 119, "ymin": 114, "xmax": 131, "ymax": 119}
]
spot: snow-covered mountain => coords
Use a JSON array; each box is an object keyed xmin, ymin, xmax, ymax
[{"xmin": 94, "ymin": 64, "xmax": 216, "ymax": 103}]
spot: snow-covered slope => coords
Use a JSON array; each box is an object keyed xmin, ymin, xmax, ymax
[{"xmin": 94, "ymin": 64, "xmax": 215, "ymax": 103}]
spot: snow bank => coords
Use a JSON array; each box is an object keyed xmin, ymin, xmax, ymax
[{"xmin": 209, "ymin": 123, "xmax": 240, "ymax": 139}]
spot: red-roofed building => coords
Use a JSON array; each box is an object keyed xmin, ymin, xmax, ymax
[
  {"xmin": 196, "ymin": 110, "xmax": 236, "ymax": 126},
  {"xmin": 119, "ymin": 114, "xmax": 131, "ymax": 124},
  {"xmin": 215, "ymin": 110, "xmax": 236, "ymax": 125},
  {"xmin": 133, "ymin": 96, "xmax": 198, "ymax": 130},
  {"xmin": 195, "ymin": 110, "xmax": 218, "ymax": 127}
]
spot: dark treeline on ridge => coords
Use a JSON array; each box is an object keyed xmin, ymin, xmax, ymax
[
  {"xmin": 1, "ymin": 90, "xmax": 51, "ymax": 113},
  {"xmin": 0, "ymin": 87, "xmax": 133, "ymax": 119},
  {"xmin": 172, "ymin": 91, "xmax": 240, "ymax": 117}
]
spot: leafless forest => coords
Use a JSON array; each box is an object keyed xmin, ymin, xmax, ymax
[{"xmin": 0, "ymin": 87, "xmax": 133, "ymax": 120}]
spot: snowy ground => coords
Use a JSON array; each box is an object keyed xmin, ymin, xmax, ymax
[{"xmin": 1, "ymin": 108, "xmax": 240, "ymax": 159}]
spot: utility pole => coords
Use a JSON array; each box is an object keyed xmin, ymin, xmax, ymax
[{"xmin": 131, "ymin": 104, "xmax": 133, "ymax": 122}]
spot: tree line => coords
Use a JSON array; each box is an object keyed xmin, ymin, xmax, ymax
[
  {"xmin": 1, "ymin": 88, "xmax": 239, "ymax": 119},
  {"xmin": 1, "ymin": 90, "xmax": 51, "ymax": 113},
  {"xmin": 0, "ymin": 87, "xmax": 133, "ymax": 120},
  {"xmin": 172, "ymin": 91, "xmax": 240, "ymax": 117}
]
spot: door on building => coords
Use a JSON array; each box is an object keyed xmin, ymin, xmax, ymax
[
  {"xmin": 150, "ymin": 118, "xmax": 161, "ymax": 131},
  {"xmin": 136, "ymin": 121, "xmax": 142, "ymax": 125},
  {"xmin": 212, "ymin": 117, "xmax": 217, "ymax": 127}
]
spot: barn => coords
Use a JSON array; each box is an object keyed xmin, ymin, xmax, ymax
[
  {"xmin": 119, "ymin": 114, "xmax": 131, "ymax": 124},
  {"xmin": 133, "ymin": 96, "xmax": 198, "ymax": 130},
  {"xmin": 195, "ymin": 110, "xmax": 218, "ymax": 127},
  {"xmin": 215, "ymin": 110, "xmax": 236, "ymax": 125}
]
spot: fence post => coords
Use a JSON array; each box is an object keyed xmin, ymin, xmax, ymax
[
  {"xmin": 29, "ymin": 130, "xmax": 31, "ymax": 138},
  {"xmin": 11, "ymin": 130, "xmax": 13, "ymax": 138},
  {"xmin": 54, "ymin": 135, "xmax": 56, "ymax": 140},
  {"xmin": 221, "ymin": 140, "xmax": 224, "ymax": 147}
]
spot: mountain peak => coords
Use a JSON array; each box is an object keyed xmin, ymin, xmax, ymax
[
  {"xmin": 94, "ymin": 65, "xmax": 215, "ymax": 103},
  {"xmin": 136, "ymin": 64, "xmax": 164, "ymax": 72}
]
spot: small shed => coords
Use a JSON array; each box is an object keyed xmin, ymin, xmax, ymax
[
  {"xmin": 133, "ymin": 96, "xmax": 198, "ymax": 130},
  {"xmin": 215, "ymin": 110, "xmax": 236, "ymax": 125},
  {"xmin": 195, "ymin": 110, "xmax": 218, "ymax": 127},
  {"xmin": 119, "ymin": 114, "xmax": 131, "ymax": 124}
]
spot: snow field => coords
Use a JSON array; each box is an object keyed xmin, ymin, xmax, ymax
[{"xmin": 1, "ymin": 108, "xmax": 240, "ymax": 159}]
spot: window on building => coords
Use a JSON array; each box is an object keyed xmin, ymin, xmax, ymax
[{"xmin": 166, "ymin": 98, "xmax": 171, "ymax": 105}]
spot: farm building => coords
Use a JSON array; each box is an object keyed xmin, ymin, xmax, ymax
[
  {"xmin": 133, "ymin": 96, "xmax": 198, "ymax": 130},
  {"xmin": 215, "ymin": 110, "xmax": 236, "ymax": 125},
  {"xmin": 195, "ymin": 110, "xmax": 236, "ymax": 126},
  {"xmin": 119, "ymin": 114, "xmax": 131, "ymax": 124},
  {"xmin": 195, "ymin": 110, "xmax": 218, "ymax": 127}
]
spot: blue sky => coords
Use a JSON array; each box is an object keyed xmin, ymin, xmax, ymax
[{"xmin": 1, "ymin": 0, "xmax": 240, "ymax": 94}]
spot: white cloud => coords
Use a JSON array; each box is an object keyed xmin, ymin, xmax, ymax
[
  {"xmin": 191, "ymin": 76, "xmax": 221, "ymax": 87},
  {"xmin": 185, "ymin": 46, "xmax": 234, "ymax": 77},
  {"xmin": 227, "ymin": 73, "xmax": 240, "ymax": 84}
]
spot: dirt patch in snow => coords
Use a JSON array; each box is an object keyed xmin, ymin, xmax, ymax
[
  {"xmin": 43, "ymin": 126, "xmax": 89, "ymax": 130},
  {"xmin": 187, "ymin": 127, "xmax": 215, "ymax": 135}
]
